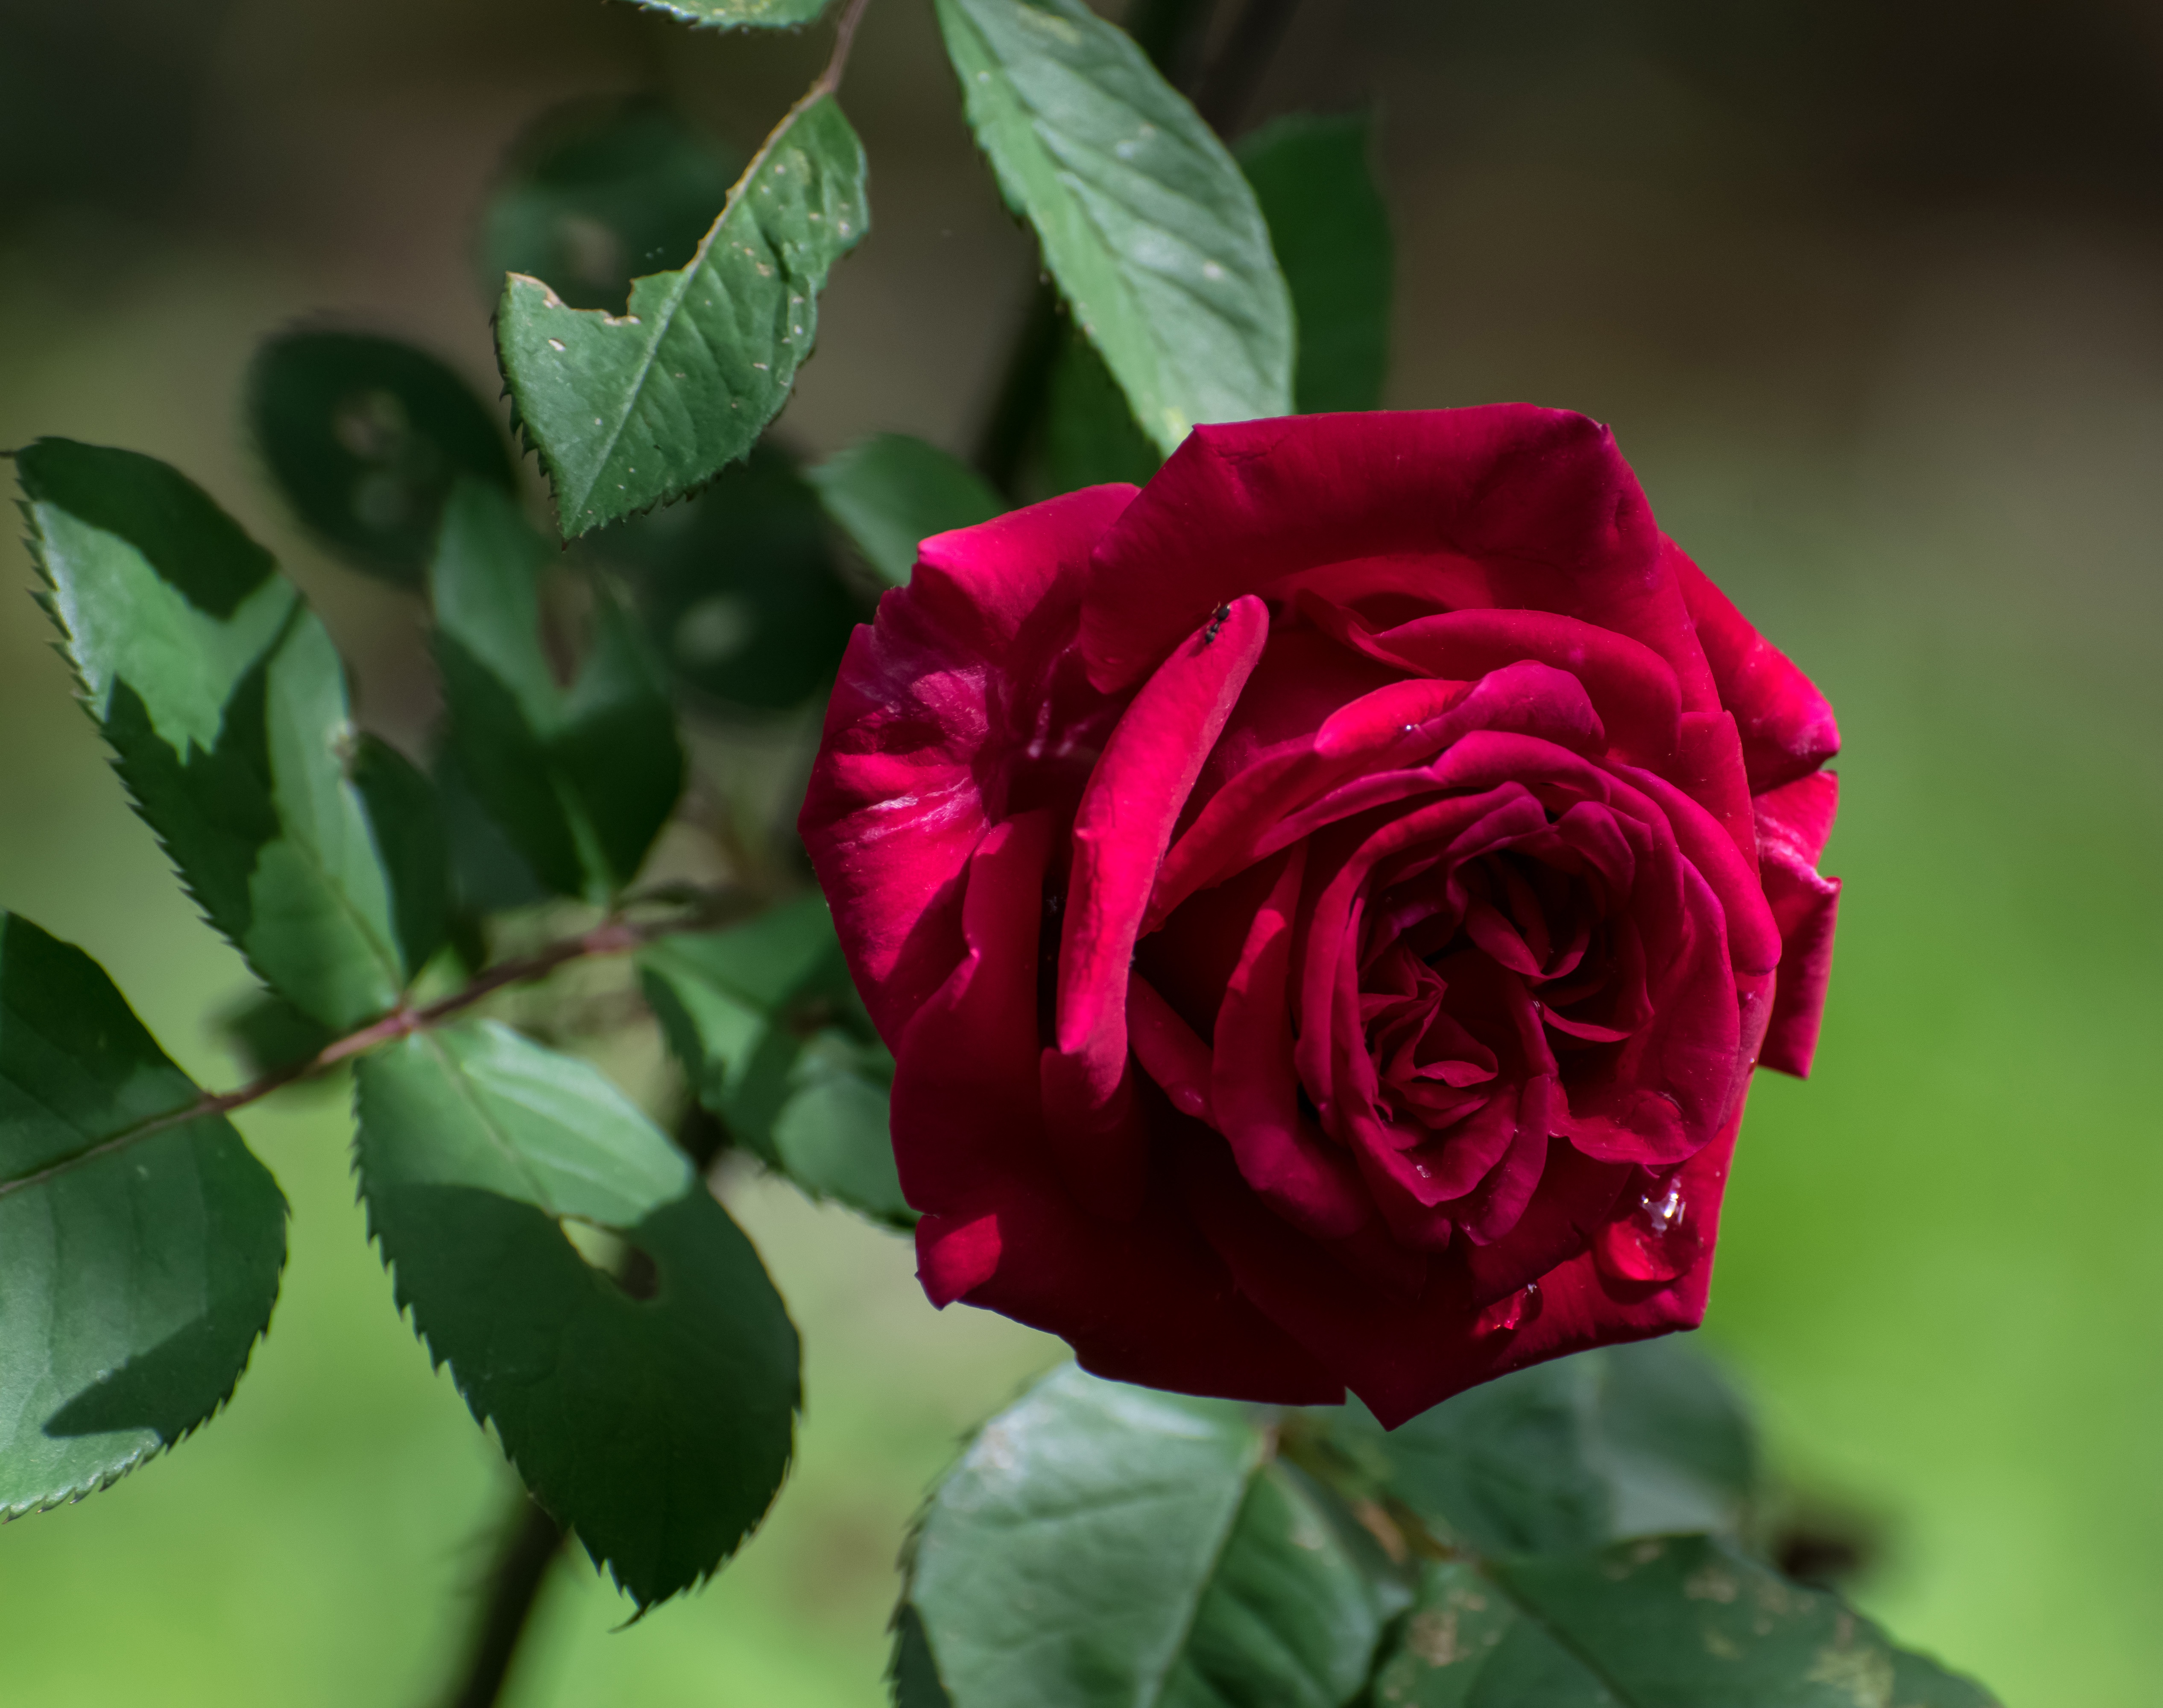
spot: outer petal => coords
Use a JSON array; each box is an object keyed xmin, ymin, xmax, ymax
[
  {"xmin": 1668, "ymin": 540, "xmax": 1840, "ymax": 794},
  {"xmin": 1755, "ymin": 769, "xmax": 1841, "ymax": 1076},
  {"xmin": 896, "ymin": 810, "xmax": 1338, "ymax": 1404},
  {"xmin": 1080, "ymin": 408, "xmax": 1715, "ymax": 718},
  {"xmin": 801, "ymin": 486, "xmax": 1134, "ymax": 1042},
  {"xmin": 1180, "ymin": 1091, "xmax": 1745, "ymax": 1426}
]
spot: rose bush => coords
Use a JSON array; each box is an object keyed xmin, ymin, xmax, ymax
[{"xmin": 802, "ymin": 406, "xmax": 1839, "ymax": 1426}]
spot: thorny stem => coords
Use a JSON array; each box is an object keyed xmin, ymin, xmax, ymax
[{"xmin": 0, "ymin": 887, "xmax": 754, "ymax": 1203}]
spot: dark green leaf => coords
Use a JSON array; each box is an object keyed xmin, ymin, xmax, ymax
[
  {"xmin": 498, "ymin": 93, "xmax": 869, "ymax": 538},
  {"xmin": 0, "ymin": 915, "xmax": 286, "ymax": 1517},
  {"xmin": 248, "ymin": 330, "xmax": 517, "ymax": 588},
  {"xmin": 806, "ymin": 433, "xmax": 1003, "ymax": 587},
  {"xmin": 641, "ymin": 895, "xmax": 910, "ymax": 1227},
  {"xmin": 1235, "ymin": 112, "xmax": 1393, "ymax": 415},
  {"xmin": 936, "ymin": 0, "xmax": 1293, "ymax": 454},
  {"xmin": 904, "ymin": 1365, "xmax": 1395, "ymax": 1708},
  {"xmin": 626, "ymin": 0, "xmax": 831, "ymax": 26},
  {"xmin": 430, "ymin": 478, "xmax": 685, "ymax": 901},
  {"xmin": 1038, "ymin": 324, "xmax": 1162, "ymax": 493},
  {"xmin": 890, "ymin": 1604, "xmax": 956, "ymax": 1708},
  {"xmin": 482, "ymin": 95, "xmax": 748, "ymax": 314},
  {"xmin": 1373, "ymin": 1538, "xmax": 2002, "ymax": 1708},
  {"xmin": 1321, "ymin": 1339, "xmax": 1758, "ymax": 1557},
  {"xmin": 584, "ymin": 440, "xmax": 861, "ymax": 711},
  {"xmin": 21, "ymin": 438, "xmax": 409, "ymax": 1028},
  {"xmin": 354, "ymin": 1020, "xmax": 799, "ymax": 1606},
  {"xmin": 217, "ymin": 990, "xmax": 338, "ymax": 1080},
  {"xmin": 347, "ymin": 734, "xmax": 451, "ymax": 977}
]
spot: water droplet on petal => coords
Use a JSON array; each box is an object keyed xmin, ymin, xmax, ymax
[
  {"xmin": 1595, "ymin": 1174, "xmax": 1704, "ymax": 1283},
  {"xmin": 1475, "ymin": 1282, "xmax": 1540, "ymax": 1336},
  {"xmin": 1169, "ymin": 1083, "xmax": 1208, "ymax": 1120}
]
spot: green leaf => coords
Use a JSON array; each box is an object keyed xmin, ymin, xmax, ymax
[
  {"xmin": 1235, "ymin": 111, "xmax": 1393, "ymax": 415},
  {"xmin": 430, "ymin": 478, "xmax": 685, "ymax": 901},
  {"xmin": 0, "ymin": 914, "xmax": 286, "ymax": 1517},
  {"xmin": 586, "ymin": 440, "xmax": 863, "ymax": 711},
  {"xmin": 1039, "ymin": 324, "xmax": 1163, "ymax": 493},
  {"xmin": 20, "ymin": 438, "xmax": 409, "ymax": 1029},
  {"xmin": 347, "ymin": 734, "xmax": 451, "ymax": 978},
  {"xmin": 625, "ymin": 0, "xmax": 831, "ymax": 26},
  {"xmin": 903, "ymin": 1365, "xmax": 1396, "ymax": 1708},
  {"xmin": 806, "ymin": 433, "xmax": 1003, "ymax": 588},
  {"xmin": 482, "ymin": 95, "xmax": 748, "ymax": 315},
  {"xmin": 1373, "ymin": 1538, "xmax": 2002, "ymax": 1708},
  {"xmin": 936, "ymin": 0, "xmax": 1294, "ymax": 455},
  {"xmin": 498, "ymin": 92, "xmax": 869, "ymax": 538},
  {"xmin": 641, "ymin": 895, "xmax": 910, "ymax": 1227},
  {"xmin": 248, "ymin": 330, "xmax": 518, "ymax": 589},
  {"xmin": 1320, "ymin": 1339, "xmax": 1758, "ymax": 1557},
  {"xmin": 354, "ymin": 1019, "xmax": 799, "ymax": 1606}
]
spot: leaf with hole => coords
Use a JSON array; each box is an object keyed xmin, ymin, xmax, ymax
[
  {"xmin": 584, "ymin": 440, "xmax": 862, "ymax": 711},
  {"xmin": 249, "ymin": 330, "xmax": 517, "ymax": 589},
  {"xmin": 1372, "ymin": 1537, "xmax": 2001, "ymax": 1708},
  {"xmin": 900, "ymin": 1364, "xmax": 1400, "ymax": 1708},
  {"xmin": 483, "ymin": 95, "xmax": 748, "ymax": 314},
  {"xmin": 625, "ymin": 0, "xmax": 831, "ymax": 27},
  {"xmin": 641, "ymin": 895, "xmax": 910, "ymax": 1227},
  {"xmin": 354, "ymin": 1019, "xmax": 799, "ymax": 1606},
  {"xmin": 1315, "ymin": 1339, "xmax": 1759, "ymax": 1557},
  {"xmin": 1236, "ymin": 111, "xmax": 1392, "ymax": 415},
  {"xmin": 430, "ymin": 478, "xmax": 685, "ymax": 901},
  {"xmin": 21, "ymin": 438, "xmax": 411, "ymax": 1029},
  {"xmin": 498, "ymin": 91, "xmax": 868, "ymax": 538},
  {"xmin": 0, "ymin": 914, "xmax": 286, "ymax": 1518},
  {"xmin": 806, "ymin": 433, "xmax": 1003, "ymax": 587},
  {"xmin": 936, "ymin": 0, "xmax": 1293, "ymax": 455}
]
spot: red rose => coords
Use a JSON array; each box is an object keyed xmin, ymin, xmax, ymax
[{"xmin": 801, "ymin": 406, "xmax": 1839, "ymax": 1426}]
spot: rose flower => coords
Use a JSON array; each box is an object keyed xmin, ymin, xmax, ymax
[{"xmin": 802, "ymin": 406, "xmax": 1839, "ymax": 1426}]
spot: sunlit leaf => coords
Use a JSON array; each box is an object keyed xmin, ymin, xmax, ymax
[
  {"xmin": 901, "ymin": 1365, "xmax": 1398, "ymax": 1707},
  {"xmin": 354, "ymin": 1019, "xmax": 799, "ymax": 1607},
  {"xmin": 641, "ymin": 895, "xmax": 910, "ymax": 1227},
  {"xmin": 498, "ymin": 93, "xmax": 868, "ymax": 538},
  {"xmin": 430, "ymin": 478, "xmax": 685, "ymax": 901},
  {"xmin": 1317, "ymin": 1339, "xmax": 1759, "ymax": 1556},
  {"xmin": 936, "ymin": 0, "xmax": 1293, "ymax": 454},
  {"xmin": 482, "ymin": 95, "xmax": 747, "ymax": 314},
  {"xmin": 806, "ymin": 433, "xmax": 1004, "ymax": 587},
  {"xmin": 0, "ymin": 915, "xmax": 285, "ymax": 1518},
  {"xmin": 21, "ymin": 438, "xmax": 409, "ymax": 1029},
  {"xmin": 249, "ymin": 330, "xmax": 517, "ymax": 589},
  {"xmin": 625, "ymin": 0, "xmax": 831, "ymax": 27},
  {"xmin": 1373, "ymin": 1538, "xmax": 2001, "ymax": 1708},
  {"xmin": 1236, "ymin": 111, "xmax": 1392, "ymax": 415}
]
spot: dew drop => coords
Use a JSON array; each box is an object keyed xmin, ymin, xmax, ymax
[
  {"xmin": 1168, "ymin": 1083, "xmax": 1208, "ymax": 1121},
  {"xmin": 1594, "ymin": 1173, "xmax": 1704, "ymax": 1283},
  {"xmin": 1475, "ymin": 1282, "xmax": 1540, "ymax": 1336}
]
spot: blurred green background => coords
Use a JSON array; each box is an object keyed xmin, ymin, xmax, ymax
[{"xmin": 5, "ymin": 0, "xmax": 2161, "ymax": 1701}]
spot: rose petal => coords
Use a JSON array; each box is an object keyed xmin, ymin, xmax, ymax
[
  {"xmin": 1668, "ymin": 540, "xmax": 1840, "ymax": 794},
  {"xmin": 1211, "ymin": 845, "xmax": 1371, "ymax": 1238},
  {"xmin": 1080, "ymin": 407, "xmax": 1666, "ymax": 695},
  {"xmin": 1756, "ymin": 769, "xmax": 1841, "ymax": 1076},
  {"xmin": 803, "ymin": 486, "xmax": 1134, "ymax": 1040}
]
